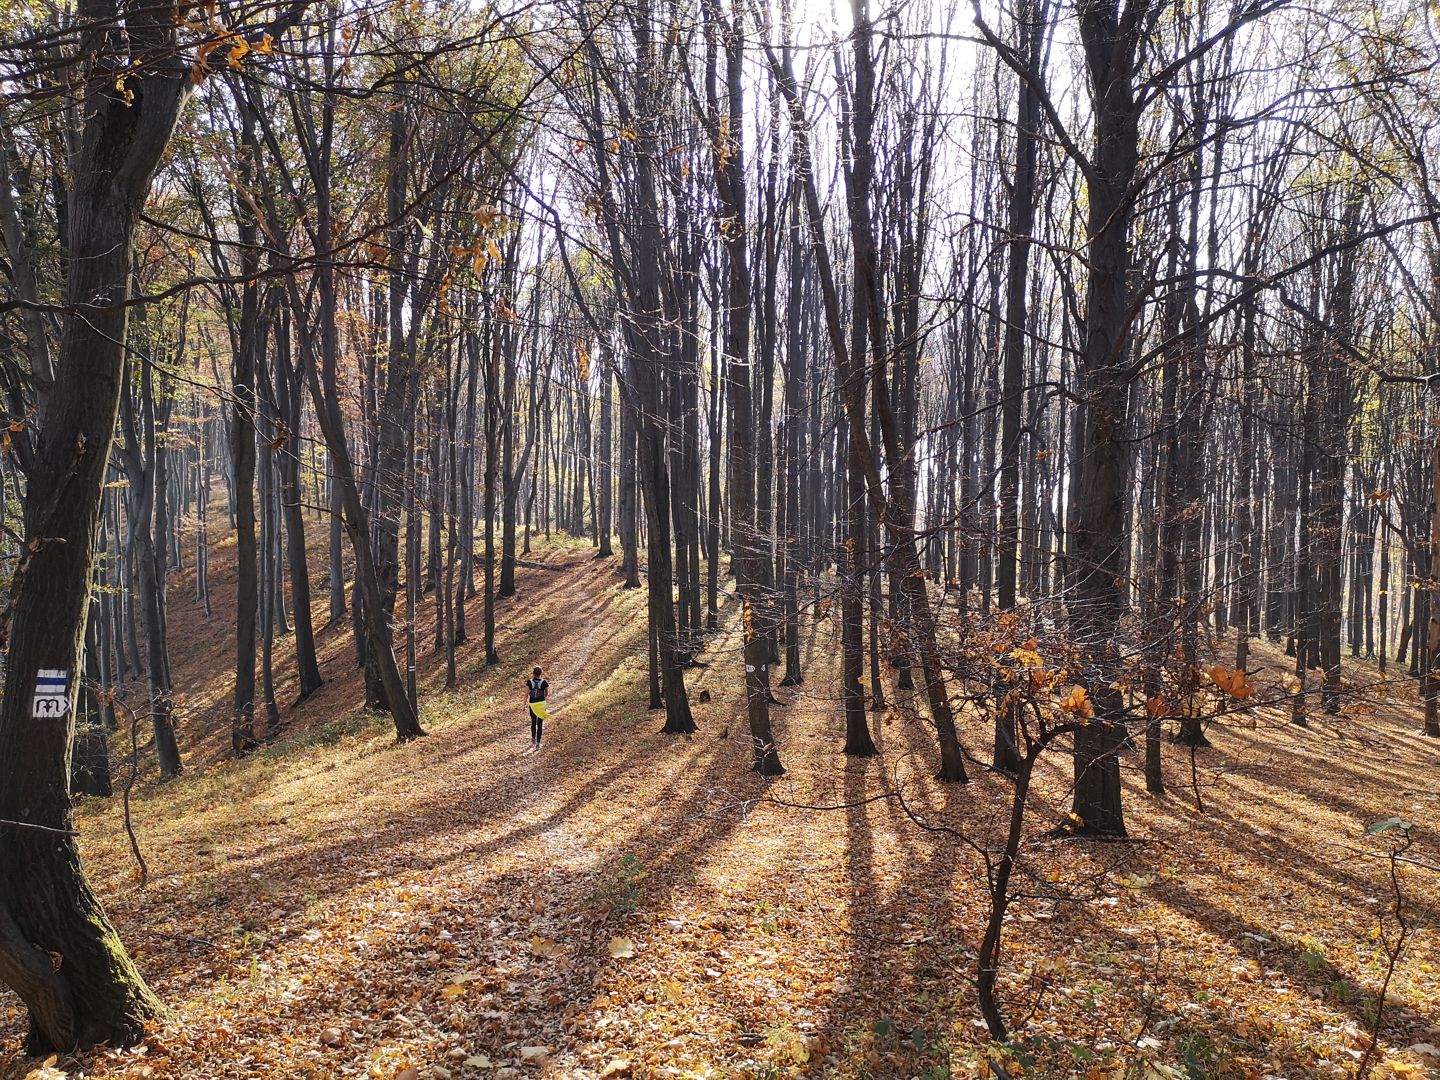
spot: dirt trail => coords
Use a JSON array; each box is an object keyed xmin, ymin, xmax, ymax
[{"xmin": 3, "ymin": 542, "xmax": 1440, "ymax": 1079}]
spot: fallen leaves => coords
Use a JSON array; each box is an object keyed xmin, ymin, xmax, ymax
[
  {"xmin": 606, "ymin": 935, "xmax": 635, "ymax": 959},
  {"xmin": 23, "ymin": 1057, "xmax": 67, "ymax": 1080},
  {"xmin": 13, "ymin": 557, "xmax": 1439, "ymax": 1080},
  {"xmin": 529, "ymin": 934, "xmax": 560, "ymax": 959}
]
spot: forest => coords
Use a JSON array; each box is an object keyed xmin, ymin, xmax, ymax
[{"xmin": 1, "ymin": 0, "xmax": 1439, "ymax": 1076}]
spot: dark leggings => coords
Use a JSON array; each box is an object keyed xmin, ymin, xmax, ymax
[{"xmin": 530, "ymin": 707, "xmax": 543, "ymax": 745}]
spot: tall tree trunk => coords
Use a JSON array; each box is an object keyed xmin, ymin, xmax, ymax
[
  {"xmin": 231, "ymin": 109, "xmax": 264, "ymax": 757},
  {"xmin": 0, "ymin": 8, "xmax": 185, "ymax": 1044},
  {"xmin": 1063, "ymin": 0, "xmax": 1146, "ymax": 838},
  {"xmin": 710, "ymin": 11, "xmax": 783, "ymax": 773},
  {"xmin": 275, "ymin": 304, "xmax": 324, "ymax": 700},
  {"xmin": 994, "ymin": 0, "xmax": 1046, "ymax": 776}
]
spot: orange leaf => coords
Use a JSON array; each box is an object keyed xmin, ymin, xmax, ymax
[{"xmin": 1060, "ymin": 685, "xmax": 1093, "ymax": 719}]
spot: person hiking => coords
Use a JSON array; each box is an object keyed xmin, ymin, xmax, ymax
[{"xmin": 525, "ymin": 667, "xmax": 550, "ymax": 750}]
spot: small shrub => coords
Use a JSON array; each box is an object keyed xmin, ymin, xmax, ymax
[
  {"xmin": 1177, "ymin": 1032, "xmax": 1219, "ymax": 1080},
  {"xmin": 594, "ymin": 853, "xmax": 646, "ymax": 917}
]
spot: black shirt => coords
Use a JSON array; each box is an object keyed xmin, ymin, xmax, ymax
[{"xmin": 527, "ymin": 677, "xmax": 548, "ymax": 703}]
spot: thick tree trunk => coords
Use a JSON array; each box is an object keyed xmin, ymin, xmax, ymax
[
  {"xmin": 366, "ymin": 104, "xmax": 427, "ymax": 709},
  {"xmin": 1064, "ymin": 0, "xmax": 1146, "ymax": 838},
  {"xmin": 0, "ymin": 16, "xmax": 183, "ymax": 1044}
]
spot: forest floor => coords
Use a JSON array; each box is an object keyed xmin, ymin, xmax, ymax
[{"xmin": 3, "ymin": 536, "xmax": 1440, "ymax": 1080}]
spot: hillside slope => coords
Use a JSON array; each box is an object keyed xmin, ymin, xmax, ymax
[{"xmin": 2, "ymin": 540, "xmax": 1440, "ymax": 1079}]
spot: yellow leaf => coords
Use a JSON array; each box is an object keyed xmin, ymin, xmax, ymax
[
  {"xmin": 1060, "ymin": 685, "xmax": 1094, "ymax": 719},
  {"xmin": 23, "ymin": 1056, "xmax": 66, "ymax": 1080},
  {"xmin": 1116, "ymin": 873, "xmax": 1155, "ymax": 890},
  {"xmin": 530, "ymin": 935, "xmax": 559, "ymax": 958},
  {"xmin": 439, "ymin": 983, "xmax": 466, "ymax": 1000},
  {"xmin": 607, "ymin": 935, "xmax": 635, "ymax": 959},
  {"xmin": 227, "ymin": 36, "xmax": 250, "ymax": 69}
]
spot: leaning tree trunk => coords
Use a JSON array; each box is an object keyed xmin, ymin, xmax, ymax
[{"xmin": 272, "ymin": 60, "xmax": 426, "ymax": 742}]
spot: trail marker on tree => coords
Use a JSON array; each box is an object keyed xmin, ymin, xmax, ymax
[{"xmin": 31, "ymin": 669, "xmax": 69, "ymax": 719}]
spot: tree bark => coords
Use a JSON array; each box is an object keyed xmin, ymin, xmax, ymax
[{"xmin": 0, "ymin": 4, "xmax": 185, "ymax": 1044}]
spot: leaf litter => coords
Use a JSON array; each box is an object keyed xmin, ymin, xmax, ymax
[{"xmin": 0, "ymin": 540, "xmax": 1437, "ymax": 1079}]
